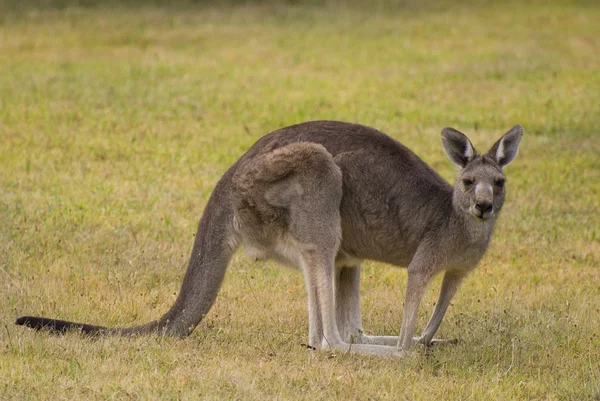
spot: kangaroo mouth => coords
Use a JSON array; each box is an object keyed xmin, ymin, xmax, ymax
[{"xmin": 470, "ymin": 206, "xmax": 493, "ymax": 220}]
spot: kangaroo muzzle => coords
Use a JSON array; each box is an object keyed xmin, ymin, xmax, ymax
[{"xmin": 472, "ymin": 183, "xmax": 494, "ymax": 219}]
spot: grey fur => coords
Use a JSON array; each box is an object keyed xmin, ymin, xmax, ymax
[{"xmin": 16, "ymin": 121, "xmax": 523, "ymax": 357}]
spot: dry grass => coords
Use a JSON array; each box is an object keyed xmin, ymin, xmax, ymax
[{"xmin": 1, "ymin": 1, "xmax": 599, "ymax": 399}]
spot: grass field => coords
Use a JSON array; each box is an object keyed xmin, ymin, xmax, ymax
[{"xmin": 1, "ymin": 0, "xmax": 599, "ymax": 399}]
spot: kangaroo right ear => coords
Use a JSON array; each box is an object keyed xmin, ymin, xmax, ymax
[{"xmin": 441, "ymin": 127, "xmax": 475, "ymax": 168}]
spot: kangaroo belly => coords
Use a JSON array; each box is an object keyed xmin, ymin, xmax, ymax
[{"xmin": 240, "ymin": 234, "xmax": 304, "ymax": 270}]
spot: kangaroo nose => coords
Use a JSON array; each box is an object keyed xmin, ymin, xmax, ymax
[{"xmin": 475, "ymin": 200, "xmax": 493, "ymax": 216}]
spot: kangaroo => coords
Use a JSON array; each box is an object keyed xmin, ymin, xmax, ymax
[{"xmin": 16, "ymin": 121, "xmax": 522, "ymax": 357}]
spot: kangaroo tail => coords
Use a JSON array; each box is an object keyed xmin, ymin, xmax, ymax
[
  {"xmin": 15, "ymin": 316, "xmax": 110, "ymax": 334},
  {"xmin": 16, "ymin": 175, "xmax": 239, "ymax": 337}
]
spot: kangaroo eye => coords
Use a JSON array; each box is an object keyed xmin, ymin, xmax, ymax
[
  {"xmin": 462, "ymin": 179, "xmax": 473, "ymax": 188},
  {"xmin": 495, "ymin": 179, "xmax": 505, "ymax": 188}
]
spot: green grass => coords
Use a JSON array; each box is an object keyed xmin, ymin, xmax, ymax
[{"xmin": 1, "ymin": 1, "xmax": 599, "ymax": 399}]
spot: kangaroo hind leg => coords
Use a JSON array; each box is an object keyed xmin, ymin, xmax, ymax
[
  {"xmin": 233, "ymin": 141, "xmax": 345, "ymax": 348},
  {"xmin": 334, "ymin": 265, "xmax": 364, "ymax": 344}
]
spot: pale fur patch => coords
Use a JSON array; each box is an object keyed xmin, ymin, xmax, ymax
[
  {"xmin": 464, "ymin": 141, "xmax": 474, "ymax": 161},
  {"xmin": 496, "ymin": 138, "xmax": 506, "ymax": 162}
]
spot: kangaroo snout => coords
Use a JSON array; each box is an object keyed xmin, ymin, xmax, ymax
[{"xmin": 470, "ymin": 182, "xmax": 494, "ymax": 219}]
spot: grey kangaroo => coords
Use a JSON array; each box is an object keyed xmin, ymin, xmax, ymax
[{"xmin": 16, "ymin": 121, "xmax": 523, "ymax": 357}]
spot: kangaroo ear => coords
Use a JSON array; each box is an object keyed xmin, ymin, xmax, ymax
[
  {"xmin": 486, "ymin": 125, "xmax": 523, "ymax": 168},
  {"xmin": 441, "ymin": 127, "xmax": 475, "ymax": 168}
]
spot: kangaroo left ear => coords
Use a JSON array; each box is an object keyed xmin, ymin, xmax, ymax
[{"xmin": 486, "ymin": 125, "xmax": 523, "ymax": 168}]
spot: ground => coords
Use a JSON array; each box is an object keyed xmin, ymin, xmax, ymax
[{"xmin": 1, "ymin": 1, "xmax": 599, "ymax": 399}]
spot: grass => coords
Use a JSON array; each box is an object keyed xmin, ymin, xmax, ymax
[{"xmin": 1, "ymin": 0, "xmax": 599, "ymax": 399}]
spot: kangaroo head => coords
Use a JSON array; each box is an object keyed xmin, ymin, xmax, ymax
[{"xmin": 441, "ymin": 125, "xmax": 523, "ymax": 220}]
